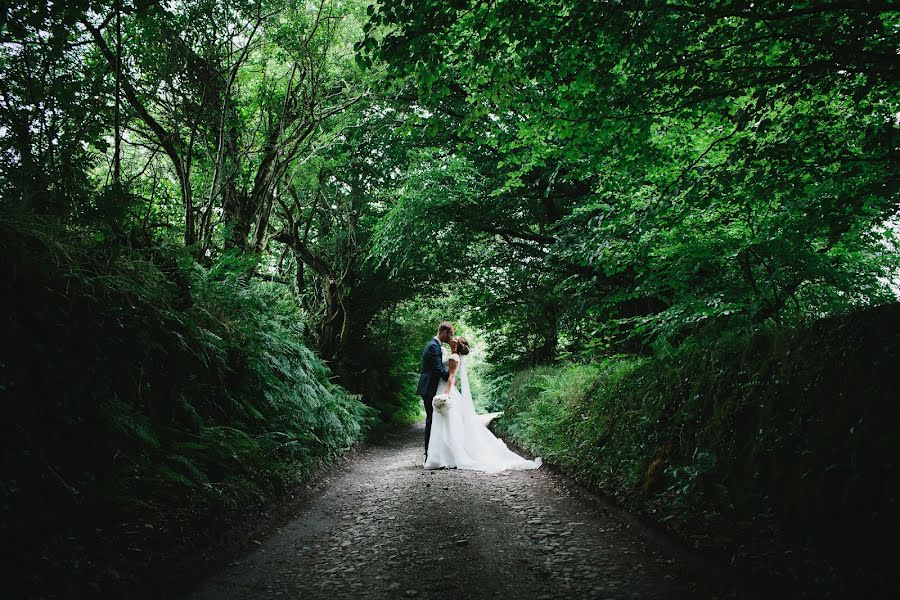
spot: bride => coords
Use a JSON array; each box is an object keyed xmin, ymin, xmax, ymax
[{"xmin": 424, "ymin": 336, "xmax": 541, "ymax": 472}]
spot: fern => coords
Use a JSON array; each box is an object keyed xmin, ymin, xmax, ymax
[{"xmin": 2, "ymin": 214, "xmax": 376, "ymax": 591}]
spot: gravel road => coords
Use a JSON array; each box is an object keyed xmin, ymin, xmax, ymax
[{"xmin": 185, "ymin": 422, "xmax": 751, "ymax": 600}]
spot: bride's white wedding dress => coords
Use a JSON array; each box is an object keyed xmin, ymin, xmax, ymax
[{"xmin": 424, "ymin": 352, "xmax": 541, "ymax": 473}]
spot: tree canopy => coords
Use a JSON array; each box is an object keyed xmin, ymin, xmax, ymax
[
  {"xmin": 359, "ymin": 0, "xmax": 898, "ymax": 365},
  {"xmin": 1, "ymin": 0, "xmax": 897, "ymax": 369}
]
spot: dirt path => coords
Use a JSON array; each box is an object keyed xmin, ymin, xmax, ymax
[{"xmin": 185, "ymin": 423, "xmax": 751, "ymax": 600}]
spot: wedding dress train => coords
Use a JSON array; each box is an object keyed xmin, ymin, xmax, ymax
[{"xmin": 424, "ymin": 353, "xmax": 541, "ymax": 473}]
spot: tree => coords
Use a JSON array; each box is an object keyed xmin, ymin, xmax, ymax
[
  {"xmin": 0, "ymin": 1, "xmax": 108, "ymax": 214},
  {"xmin": 363, "ymin": 0, "xmax": 899, "ymax": 353}
]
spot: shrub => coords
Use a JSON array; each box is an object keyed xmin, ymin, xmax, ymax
[
  {"xmin": 0, "ymin": 214, "xmax": 375, "ymax": 595},
  {"xmin": 497, "ymin": 305, "xmax": 900, "ymax": 594}
]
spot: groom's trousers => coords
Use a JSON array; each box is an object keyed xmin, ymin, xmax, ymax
[{"xmin": 421, "ymin": 394, "xmax": 433, "ymax": 457}]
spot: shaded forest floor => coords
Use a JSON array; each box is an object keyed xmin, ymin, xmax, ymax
[{"xmin": 183, "ymin": 423, "xmax": 757, "ymax": 600}]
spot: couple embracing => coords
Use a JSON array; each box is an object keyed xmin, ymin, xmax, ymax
[{"xmin": 417, "ymin": 321, "xmax": 541, "ymax": 472}]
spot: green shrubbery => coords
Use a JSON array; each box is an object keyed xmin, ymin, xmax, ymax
[
  {"xmin": 497, "ymin": 305, "xmax": 900, "ymax": 594},
  {"xmin": 0, "ymin": 214, "xmax": 375, "ymax": 595},
  {"xmin": 356, "ymin": 298, "xmax": 478, "ymax": 426}
]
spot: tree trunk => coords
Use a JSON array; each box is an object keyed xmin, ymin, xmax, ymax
[
  {"xmin": 318, "ymin": 278, "xmax": 347, "ymax": 360},
  {"xmin": 253, "ymin": 191, "xmax": 275, "ymax": 252},
  {"xmin": 228, "ymin": 199, "xmax": 254, "ymax": 252},
  {"xmin": 537, "ymin": 306, "xmax": 559, "ymax": 363},
  {"xmin": 182, "ymin": 174, "xmax": 195, "ymax": 246}
]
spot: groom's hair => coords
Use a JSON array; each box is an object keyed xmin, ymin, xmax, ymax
[{"xmin": 438, "ymin": 321, "xmax": 454, "ymax": 335}]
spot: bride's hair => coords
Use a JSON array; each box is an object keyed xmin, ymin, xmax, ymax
[{"xmin": 453, "ymin": 336, "xmax": 470, "ymax": 356}]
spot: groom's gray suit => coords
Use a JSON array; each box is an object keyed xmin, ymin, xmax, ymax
[{"xmin": 417, "ymin": 336, "xmax": 450, "ymax": 457}]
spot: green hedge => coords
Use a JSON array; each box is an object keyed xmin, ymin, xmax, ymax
[
  {"xmin": 497, "ymin": 304, "xmax": 900, "ymax": 594},
  {"xmin": 0, "ymin": 215, "xmax": 376, "ymax": 595}
]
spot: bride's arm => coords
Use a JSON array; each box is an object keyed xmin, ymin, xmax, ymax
[{"xmin": 443, "ymin": 357, "xmax": 459, "ymax": 395}]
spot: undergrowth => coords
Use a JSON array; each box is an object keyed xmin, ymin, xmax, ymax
[
  {"xmin": 497, "ymin": 306, "xmax": 900, "ymax": 596},
  {"xmin": 0, "ymin": 213, "xmax": 375, "ymax": 596}
]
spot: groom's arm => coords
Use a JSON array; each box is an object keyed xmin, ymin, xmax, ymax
[{"xmin": 428, "ymin": 343, "xmax": 450, "ymax": 381}]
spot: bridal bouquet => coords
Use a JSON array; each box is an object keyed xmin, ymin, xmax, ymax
[{"xmin": 432, "ymin": 393, "xmax": 451, "ymax": 415}]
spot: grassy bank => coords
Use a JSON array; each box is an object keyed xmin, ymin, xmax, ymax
[
  {"xmin": 496, "ymin": 304, "xmax": 899, "ymax": 596},
  {"xmin": 0, "ymin": 215, "xmax": 376, "ymax": 597}
]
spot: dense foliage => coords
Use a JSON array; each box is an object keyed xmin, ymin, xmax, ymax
[
  {"xmin": 0, "ymin": 214, "xmax": 374, "ymax": 595},
  {"xmin": 496, "ymin": 303, "xmax": 900, "ymax": 595},
  {"xmin": 363, "ymin": 0, "xmax": 899, "ymax": 366},
  {"xmin": 3, "ymin": 0, "xmax": 895, "ymax": 371},
  {"xmin": 1, "ymin": 0, "xmax": 898, "ymax": 595}
]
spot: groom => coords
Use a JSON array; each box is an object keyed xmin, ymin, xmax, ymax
[{"xmin": 417, "ymin": 321, "xmax": 453, "ymax": 460}]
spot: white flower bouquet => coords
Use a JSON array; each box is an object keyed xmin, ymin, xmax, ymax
[{"xmin": 432, "ymin": 393, "xmax": 451, "ymax": 415}]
